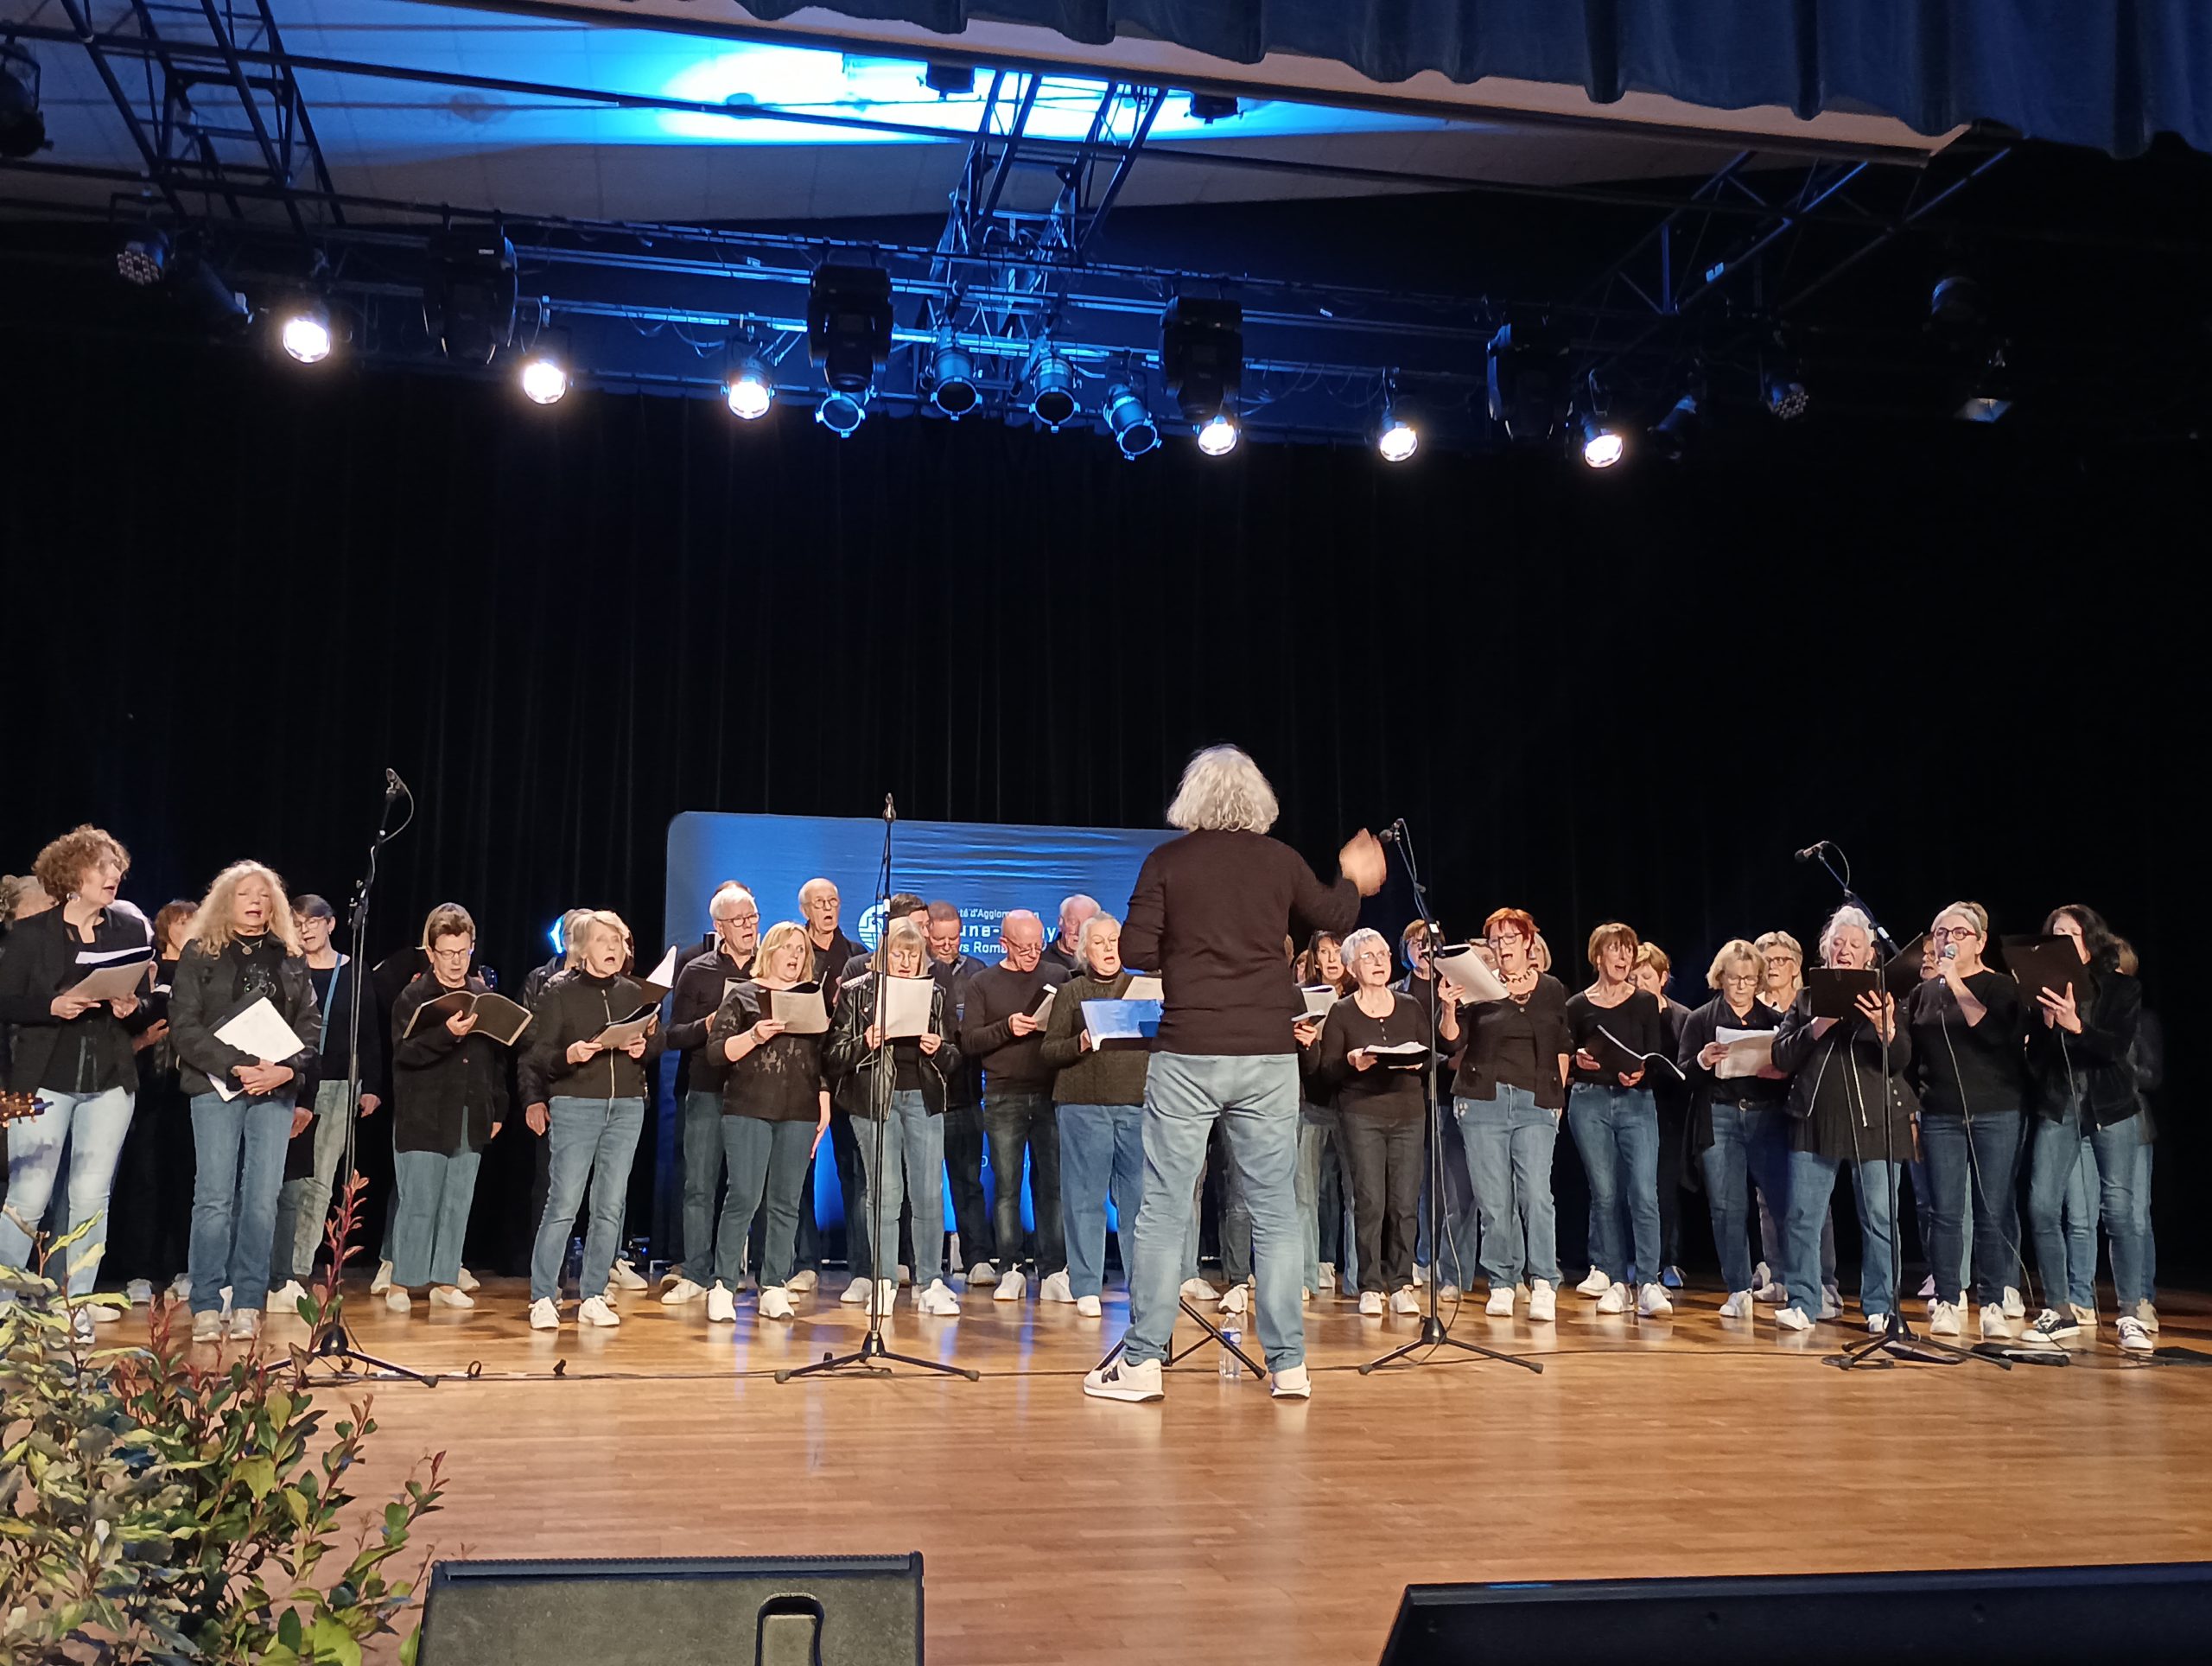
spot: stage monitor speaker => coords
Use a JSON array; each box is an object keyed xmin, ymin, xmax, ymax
[
  {"xmin": 417, "ymin": 1553, "xmax": 922, "ymax": 1666},
  {"xmin": 1379, "ymin": 1563, "xmax": 2212, "ymax": 1665}
]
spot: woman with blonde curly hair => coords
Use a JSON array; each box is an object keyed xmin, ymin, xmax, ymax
[{"xmin": 168, "ymin": 860, "xmax": 322, "ymax": 1344}]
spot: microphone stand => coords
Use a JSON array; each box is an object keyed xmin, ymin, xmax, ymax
[
  {"xmin": 311, "ymin": 772, "xmax": 435, "ymax": 1387},
  {"xmin": 1361, "ymin": 819, "xmax": 1539, "ymax": 1376},
  {"xmin": 782, "ymin": 796, "xmax": 976, "ymax": 1384}
]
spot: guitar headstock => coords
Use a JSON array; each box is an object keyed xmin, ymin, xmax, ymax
[{"xmin": 0, "ymin": 1091, "xmax": 44, "ymax": 1126}]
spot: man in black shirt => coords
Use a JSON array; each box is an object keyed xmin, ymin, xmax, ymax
[
  {"xmin": 959, "ymin": 909, "xmax": 1071, "ymax": 1300},
  {"xmin": 927, "ymin": 900, "xmax": 995, "ymax": 1283},
  {"xmin": 1042, "ymin": 893, "xmax": 1099, "ymax": 977},
  {"xmin": 659, "ymin": 882, "xmax": 758, "ymax": 1306}
]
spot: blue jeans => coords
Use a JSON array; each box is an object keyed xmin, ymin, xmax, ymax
[
  {"xmin": 1565, "ymin": 1084, "xmax": 1659, "ymax": 1285},
  {"xmin": 2027, "ymin": 1110, "xmax": 2146, "ymax": 1312},
  {"xmin": 678, "ymin": 1088, "xmax": 728, "ymax": 1280},
  {"xmin": 1295, "ymin": 1100, "xmax": 1342, "ymax": 1293},
  {"xmin": 984, "ymin": 1091, "xmax": 1062, "ymax": 1275},
  {"xmin": 941, "ymin": 1101, "xmax": 994, "ymax": 1268},
  {"xmin": 1213, "ymin": 1120, "xmax": 1253, "ymax": 1283},
  {"xmin": 1917, "ymin": 1110, "xmax": 2024, "ymax": 1306},
  {"xmin": 2137, "ymin": 1142, "xmax": 2157, "ymax": 1302},
  {"xmin": 1455, "ymin": 1087, "xmax": 1561, "ymax": 1290},
  {"xmin": 530, "ymin": 1096, "xmax": 644, "ymax": 1303},
  {"xmin": 1125, "ymin": 1052, "xmax": 1302, "ymax": 1372},
  {"xmin": 1, "ymin": 1086, "xmax": 135, "ymax": 1296},
  {"xmin": 188, "ymin": 1091, "xmax": 291, "ymax": 1313},
  {"xmin": 391, "ymin": 1148, "xmax": 482, "ymax": 1289},
  {"xmin": 1418, "ymin": 1102, "xmax": 1481, "ymax": 1288},
  {"xmin": 852, "ymin": 1089, "xmax": 946, "ymax": 1288},
  {"xmin": 1059, "ymin": 1102, "xmax": 1146, "ymax": 1300},
  {"xmin": 1784, "ymin": 1151, "xmax": 1897, "ymax": 1317},
  {"xmin": 271, "ymin": 1078, "xmax": 353, "ymax": 1283},
  {"xmin": 718, "ymin": 1116, "xmax": 816, "ymax": 1290},
  {"xmin": 1700, "ymin": 1102, "xmax": 1791, "ymax": 1295}
]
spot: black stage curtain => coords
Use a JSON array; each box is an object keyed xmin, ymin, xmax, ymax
[
  {"xmin": 3, "ymin": 333, "xmax": 2198, "ymax": 1275},
  {"xmin": 734, "ymin": 0, "xmax": 2212, "ymax": 158}
]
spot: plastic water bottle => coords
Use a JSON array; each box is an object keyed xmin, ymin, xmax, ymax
[{"xmin": 1219, "ymin": 1328, "xmax": 1243, "ymax": 1378}]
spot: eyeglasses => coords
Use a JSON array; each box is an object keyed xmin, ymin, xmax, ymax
[
  {"xmin": 1931, "ymin": 925, "xmax": 1980, "ymax": 941},
  {"xmin": 715, "ymin": 912, "xmax": 760, "ymax": 927}
]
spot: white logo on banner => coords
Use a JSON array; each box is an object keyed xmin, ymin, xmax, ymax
[{"xmin": 856, "ymin": 900, "xmax": 888, "ymax": 951}]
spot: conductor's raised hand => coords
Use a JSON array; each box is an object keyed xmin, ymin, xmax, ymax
[{"xmin": 1339, "ymin": 830, "xmax": 1388, "ymax": 897}]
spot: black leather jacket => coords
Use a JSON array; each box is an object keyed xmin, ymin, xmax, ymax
[
  {"xmin": 824, "ymin": 975, "xmax": 960, "ymax": 1116},
  {"xmin": 168, "ymin": 937, "xmax": 322, "ymax": 1101},
  {"xmin": 2025, "ymin": 950, "xmax": 2145, "ymax": 1129}
]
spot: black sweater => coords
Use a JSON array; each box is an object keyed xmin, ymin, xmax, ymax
[
  {"xmin": 389, "ymin": 973, "xmax": 510, "ymax": 1154},
  {"xmin": 1039, "ymin": 969, "xmax": 1150, "ymax": 1107},
  {"xmin": 1676, "ymin": 995, "xmax": 1787, "ymax": 1151},
  {"xmin": 168, "ymin": 934, "xmax": 323, "ymax": 1101},
  {"xmin": 1119, "ymin": 829, "xmax": 1360, "ymax": 1056},
  {"xmin": 1904, "ymin": 970, "xmax": 2030, "ymax": 1118},
  {"xmin": 708, "ymin": 982, "xmax": 830, "ymax": 1122},
  {"xmin": 664, "ymin": 944, "xmax": 754, "ymax": 1097},
  {"xmin": 519, "ymin": 970, "xmax": 666, "ymax": 1103},
  {"xmin": 1314, "ymin": 992, "xmax": 1428, "ymax": 1124},
  {"xmin": 0, "ymin": 905, "xmax": 154, "ymax": 1096},
  {"xmin": 1449, "ymin": 975, "xmax": 1573, "ymax": 1110},
  {"xmin": 959, "ymin": 962, "xmax": 1069, "ymax": 1093},
  {"xmin": 1565, "ymin": 987, "xmax": 1668, "ymax": 1086}
]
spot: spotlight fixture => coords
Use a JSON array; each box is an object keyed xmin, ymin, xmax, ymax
[
  {"xmin": 1929, "ymin": 272, "xmax": 1987, "ymax": 333},
  {"xmin": 518, "ymin": 352, "xmax": 569, "ymax": 405},
  {"xmin": 115, "ymin": 226, "xmax": 168, "ymax": 287},
  {"xmin": 806, "ymin": 263, "xmax": 893, "ymax": 396},
  {"xmin": 817, "ymin": 388, "xmax": 868, "ymax": 436},
  {"xmin": 1485, "ymin": 322, "xmax": 1570, "ymax": 443},
  {"xmin": 278, "ymin": 298, "xmax": 332, "ymax": 365},
  {"xmin": 1577, "ymin": 413, "xmax": 1624, "ymax": 469},
  {"xmin": 1195, "ymin": 412, "xmax": 1240, "ymax": 457},
  {"xmin": 724, "ymin": 350, "xmax": 774, "ymax": 420},
  {"xmin": 1649, "ymin": 391, "xmax": 1700, "ymax": 461},
  {"xmin": 924, "ymin": 334, "xmax": 980, "ymax": 418},
  {"xmin": 1376, "ymin": 395, "xmax": 1418, "ymax": 463},
  {"xmin": 0, "ymin": 42, "xmax": 45, "ymax": 160},
  {"xmin": 1762, "ymin": 371, "xmax": 1809, "ymax": 422},
  {"xmin": 1161, "ymin": 296, "xmax": 1242, "ymax": 423},
  {"xmin": 1027, "ymin": 350, "xmax": 1078, "ymax": 429},
  {"xmin": 1954, "ymin": 342, "xmax": 2014, "ymax": 423},
  {"xmin": 426, "ymin": 224, "xmax": 518, "ymax": 364},
  {"xmin": 1188, "ymin": 92, "xmax": 1239, "ymax": 124},
  {"xmin": 175, "ymin": 250, "xmax": 250, "ymax": 335},
  {"xmin": 924, "ymin": 62, "xmax": 976, "ymax": 97},
  {"xmin": 1103, "ymin": 383, "xmax": 1159, "ymax": 460}
]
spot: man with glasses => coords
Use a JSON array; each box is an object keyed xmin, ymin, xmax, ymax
[
  {"xmin": 658, "ymin": 881, "xmax": 758, "ymax": 1307},
  {"xmin": 959, "ymin": 908, "xmax": 1071, "ymax": 1301},
  {"xmin": 926, "ymin": 900, "xmax": 996, "ymax": 1285}
]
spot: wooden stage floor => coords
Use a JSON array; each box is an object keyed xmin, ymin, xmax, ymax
[{"xmin": 302, "ymin": 1275, "xmax": 2212, "ymax": 1664}]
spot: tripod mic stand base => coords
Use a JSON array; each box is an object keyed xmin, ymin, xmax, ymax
[
  {"xmin": 308, "ymin": 1321, "xmax": 440, "ymax": 1386},
  {"xmin": 1829, "ymin": 1313, "xmax": 2005, "ymax": 1370},
  {"xmin": 777, "ymin": 1316, "xmax": 982, "ymax": 1384},
  {"xmin": 1359, "ymin": 1313, "xmax": 1543, "ymax": 1375}
]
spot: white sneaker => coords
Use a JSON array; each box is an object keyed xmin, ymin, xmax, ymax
[
  {"xmin": 1217, "ymin": 1283, "xmax": 1249, "ymax": 1317},
  {"xmin": 2002, "ymin": 1285, "xmax": 2026, "ymax": 1319},
  {"xmin": 191, "ymin": 1309, "xmax": 223, "ymax": 1342},
  {"xmin": 369, "ymin": 1260, "xmax": 393, "ymax": 1294},
  {"xmin": 1316, "ymin": 1262, "xmax": 1337, "ymax": 1294},
  {"xmin": 1928, "ymin": 1300, "xmax": 1962, "ymax": 1337},
  {"xmin": 429, "ymin": 1286, "xmax": 474, "ymax": 1309},
  {"xmin": 995, "ymin": 1269, "xmax": 1027, "ymax": 1302},
  {"xmin": 919, "ymin": 1279, "xmax": 963, "ymax": 1317},
  {"xmin": 1751, "ymin": 1262, "xmax": 1786, "ymax": 1304},
  {"xmin": 1596, "ymin": 1281, "xmax": 1628, "ymax": 1314},
  {"xmin": 1359, "ymin": 1291, "xmax": 1384, "ymax": 1317},
  {"xmin": 1484, "ymin": 1287, "xmax": 1515, "ymax": 1317},
  {"xmin": 1083, "ymin": 1356, "xmax": 1164, "ymax": 1402},
  {"xmin": 2136, "ymin": 1300, "xmax": 2161, "ymax": 1333},
  {"xmin": 1979, "ymin": 1304, "xmax": 2012, "ymax": 1340},
  {"xmin": 1411, "ymin": 1262, "xmax": 1428, "ymax": 1288},
  {"xmin": 1391, "ymin": 1287, "xmax": 1421, "ymax": 1316},
  {"xmin": 2117, "ymin": 1314, "xmax": 2153, "ymax": 1354},
  {"xmin": 965, "ymin": 1262, "xmax": 998, "ymax": 1288},
  {"xmin": 456, "ymin": 1265, "xmax": 480, "ymax": 1293},
  {"xmin": 168, "ymin": 1273, "xmax": 192, "ymax": 1301},
  {"xmin": 270, "ymin": 1279, "xmax": 308, "ymax": 1312},
  {"xmin": 841, "ymin": 1276, "xmax": 871, "ymax": 1306},
  {"xmin": 1179, "ymin": 1277, "xmax": 1217, "ymax": 1302},
  {"xmin": 758, "ymin": 1286, "xmax": 795, "ymax": 1320},
  {"xmin": 787, "ymin": 1269, "xmax": 819, "ymax": 1294},
  {"xmin": 1435, "ymin": 1284, "xmax": 1461, "ymax": 1304},
  {"xmin": 1637, "ymin": 1282, "xmax": 1673, "ymax": 1318},
  {"xmin": 1576, "ymin": 1266, "xmax": 1612, "ymax": 1297},
  {"xmin": 529, "ymin": 1298, "xmax": 560, "ymax": 1330},
  {"xmin": 1527, "ymin": 1280, "xmax": 1557, "ymax": 1323},
  {"xmin": 1866, "ymin": 1313, "xmax": 1891, "ymax": 1336},
  {"xmin": 83, "ymin": 1300, "xmax": 120, "ymax": 1325},
  {"xmin": 385, "ymin": 1289, "xmax": 411, "ymax": 1313},
  {"xmin": 866, "ymin": 1278, "xmax": 899, "ymax": 1317},
  {"xmin": 660, "ymin": 1278, "xmax": 707, "ymax": 1306},
  {"xmin": 706, "ymin": 1283, "xmax": 736, "ymax": 1323},
  {"xmin": 1269, "ymin": 1364, "xmax": 1312, "ymax": 1400},
  {"xmin": 1038, "ymin": 1269, "xmax": 1075, "ymax": 1304},
  {"xmin": 1074, "ymin": 1294, "xmax": 1102, "ymax": 1319},
  {"xmin": 229, "ymin": 1309, "xmax": 261, "ymax": 1340},
  {"xmin": 578, "ymin": 1294, "xmax": 620, "ymax": 1327},
  {"xmin": 896, "ymin": 1263, "xmax": 912, "ymax": 1288},
  {"xmin": 1719, "ymin": 1290, "xmax": 1753, "ymax": 1319},
  {"xmin": 609, "ymin": 1258, "xmax": 648, "ymax": 1291},
  {"xmin": 1774, "ymin": 1306, "xmax": 1812, "ymax": 1332},
  {"xmin": 125, "ymin": 1278, "xmax": 154, "ymax": 1305}
]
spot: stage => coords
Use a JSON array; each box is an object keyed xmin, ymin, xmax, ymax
[{"xmin": 295, "ymin": 1277, "xmax": 2212, "ymax": 1663}]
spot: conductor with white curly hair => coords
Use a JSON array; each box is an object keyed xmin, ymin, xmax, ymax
[{"xmin": 1084, "ymin": 745, "xmax": 1385, "ymax": 1402}]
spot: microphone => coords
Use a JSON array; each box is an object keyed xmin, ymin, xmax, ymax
[
  {"xmin": 1793, "ymin": 840, "xmax": 1830, "ymax": 863},
  {"xmin": 384, "ymin": 768, "xmax": 408, "ymax": 800},
  {"xmin": 1376, "ymin": 827, "xmax": 1402, "ymax": 844},
  {"xmin": 882, "ymin": 794, "xmax": 896, "ymax": 824}
]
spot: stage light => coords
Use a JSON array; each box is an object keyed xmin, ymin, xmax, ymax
[
  {"xmin": 1955, "ymin": 342, "xmax": 2014, "ymax": 423},
  {"xmin": 1930, "ymin": 272, "xmax": 1987, "ymax": 332},
  {"xmin": 924, "ymin": 62, "xmax": 976, "ymax": 97},
  {"xmin": 817, "ymin": 388, "xmax": 867, "ymax": 436},
  {"xmin": 807, "ymin": 263, "xmax": 893, "ymax": 397},
  {"xmin": 0, "ymin": 43, "xmax": 45, "ymax": 160},
  {"xmin": 1189, "ymin": 92, "xmax": 1239, "ymax": 124},
  {"xmin": 518, "ymin": 353, "xmax": 569, "ymax": 404},
  {"xmin": 1650, "ymin": 391, "xmax": 1700, "ymax": 461},
  {"xmin": 426, "ymin": 225, "xmax": 518, "ymax": 364},
  {"xmin": 1104, "ymin": 383, "xmax": 1159, "ymax": 459},
  {"xmin": 925, "ymin": 334, "xmax": 979, "ymax": 418},
  {"xmin": 1376, "ymin": 400, "xmax": 1418, "ymax": 463},
  {"xmin": 175, "ymin": 251, "xmax": 250, "ymax": 335},
  {"xmin": 1027, "ymin": 350, "xmax": 1078, "ymax": 429},
  {"xmin": 1762, "ymin": 371, "xmax": 1808, "ymax": 421},
  {"xmin": 1196, "ymin": 412, "xmax": 1240, "ymax": 456},
  {"xmin": 116, "ymin": 227, "xmax": 168, "ymax": 287},
  {"xmin": 725, "ymin": 353, "xmax": 774, "ymax": 419},
  {"xmin": 1577, "ymin": 413, "xmax": 1624, "ymax": 469},
  {"xmin": 1486, "ymin": 322, "xmax": 1570, "ymax": 443},
  {"xmin": 279, "ymin": 299, "xmax": 332, "ymax": 364},
  {"xmin": 1162, "ymin": 296, "xmax": 1243, "ymax": 432}
]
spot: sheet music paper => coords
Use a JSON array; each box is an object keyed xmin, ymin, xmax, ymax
[
  {"xmin": 1028, "ymin": 984, "xmax": 1058, "ymax": 1025},
  {"xmin": 1081, "ymin": 998, "xmax": 1162, "ymax": 1049},
  {"xmin": 1595, "ymin": 1023, "xmax": 1688, "ymax": 1081},
  {"xmin": 1429, "ymin": 947, "xmax": 1510, "ymax": 1003},
  {"xmin": 881, "ymin": 976, "xmax": 935, "ymax": 1040},
  {"xmin": 209, "ymin": 997, "xmax": 310, "ymax": 1101},
  {"xmin": 641, "ymin": 944, "xmax": 681, "ymax": 995},
  {"xmin": 66, "ymin": 952, "xmax": 155, "ymax": 1003},
  {"xmin": 1713, "ymin": 1026, "xmax": 1776, "ymax": 1081},
  {"xmin": 1300, "ymin": 983, "xmax": 1338, "ymax": 1019},
  {"xmin": 1122, "ymin": 975, "xmax": 1163, "ymax": 1003},
  {"xmin": 1363, "ymin": 1040, "xmax": 1430, "ymax": 1071},
  {"xmin": 768, "ymin": 986, "xmax": 830, "ymax": 1036},
  {"xmin": 590, "ymin": 1005, "xmax": 658, "ymax": 1049}
]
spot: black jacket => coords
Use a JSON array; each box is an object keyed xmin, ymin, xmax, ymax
[
  {"xmin": 824, "ymin": 976, "xmax": 960, "ymax": 1116},
  {"xmin": 298, "ymin": 954, "xmax": 386, "ymax": 1103},
  {"xmin": 664, "ymin": 944, "xmax": 753, "ymax": 1099},
  {"xmin": 2025, "ymin": 950, "xmax": 2145, "ymax": 1130},
  {"xmin": 1676, "ymin": 995, "xmax": 1788, "ymax": 1152},
  {"xmin": 1770, "ymin": 993, "xmax": 1917, "ymax": 1162},
  {"xmin": 0, "ymin": 905, "xmax": 155, "ymax": 1095},
  {"xmin": 930, "ymin": 952, "xmax": 988, "ymax": 1109},
  {"xmin": 519, "ymin": 970, "xmax": 665, "ymax": 1104},
  {"xmin": 389, "ymin": 972, "xmax": 511, "ymax": 1154},
  {"xmin": 168, "ymin": 936, "xmax": 322, "ymax": 1101}
]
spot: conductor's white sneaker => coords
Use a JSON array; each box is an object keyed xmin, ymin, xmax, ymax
[
  {"xmin": 1083, "ymin": 1357, "xmax": 1163, "ymax": 1402},
  {"xmin": 1268, "ymin": 1364, "xmax": 1312, "ymax": 1400},
  {"xmin": 577, "ymin": 1295, "xmax": 620, "ymax": 1327},
  {"xmin": 995, "ymin": 1269, "xmax": 1027, "ymax": 1302},
  {"xmin": 529, "ymin": 1298, "xmax": 560, "ymax": 1330},
  {"xmin": 1217, "ymin": 1282, "xmax": 1249, "ymax": 1317}
]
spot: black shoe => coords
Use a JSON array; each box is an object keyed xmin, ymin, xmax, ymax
[{"xmin": 2029, "ymin": 1307, "xmax": 2081, "ymax": 1342}]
